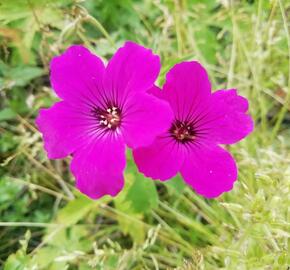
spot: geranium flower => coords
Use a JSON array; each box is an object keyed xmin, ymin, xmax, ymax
[
  {"xmin": 36, "ymin": 42, "xmax": 173, "ymax": 199},
  {"xmin": 133, "ymin": 61, "xmax": 254, "ymax": 198}
]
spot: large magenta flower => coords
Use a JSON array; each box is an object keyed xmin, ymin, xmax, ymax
[
  {"xmin": 36, "ymin": 42, "xmax": 173, "ymax": 199},
  {"xmin": 133, "ymin": 61, "xmax": 254, "ymax": 198}
]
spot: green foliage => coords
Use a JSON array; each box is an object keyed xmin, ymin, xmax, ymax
[
  {"xmin": 4, "ymin": 231, "xmax": 31, "ymax": 270},
  {"xmin": 0, "ymin": 61, "xmax": 43, "ymax": 89},
  {"xmin": 113, "ymin": 160, "xmax": 157, "ymax": 244},
  {"xmin": 0, "ymin": 0, "xmax": 290, "ymax": 269},
  {"xmin": 125, "ymin": 159, "xmax": 159, "ymax": 214},
  {"xmin": 55, "ymin": 194, "xmax": 97, "ymax": 225}
]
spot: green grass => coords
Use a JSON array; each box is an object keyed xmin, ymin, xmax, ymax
[{"xmin": 0, "ymin": 0, "xmax": 289, "ymax": 269}]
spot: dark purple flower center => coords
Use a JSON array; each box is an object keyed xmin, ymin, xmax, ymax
[
  {"xmin": 170, "ymin": 120, "xmax": 196, "ymax": 143},
  {"xmin": 92, "ymin": 106, "xmax": 122, "ymax": 131}
]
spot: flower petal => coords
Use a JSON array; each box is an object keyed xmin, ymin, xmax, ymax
[
  {"xmin": 162, "ymin": 61, "xmax": 211, "ymax": 121},
  {"xmin": 121, "ymin": 92, "xmax": 174, "ymax": 148},
  {"xmin": 70, "ymin": 134, "xmax": 126, "ymax": 199},
  {"xmin": 133, "ymin": 137, "xmax": 185, "ymax": 180},
  {"xmin": 147, "ymin": 85, "xmax": 163, "ymax": 99},
  {"xmin": 180, "ymin": 145, "xmax": 237, "ymax": 198},
  {"xmin": 36, "ymin": 101, "xmax": 92, "ymax": 159},
  {"xmin": 103, "ymin": 41, "xmax": 161, "ymax": 105},
  {"xmin": 204, "ymin": 89, "xmax": 254, "ymax": 144},
  {"xmin": 50, "ymin": 45, "xmax": 105, "ymax": 106}
]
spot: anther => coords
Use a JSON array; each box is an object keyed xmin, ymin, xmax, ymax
[
  {"xmin": 170, "ymin": 120, "xmax": 196, "ymax": 144},
  {"xmin": 94, "ymin": 106, "xmax": 121, "ymax": 131}
]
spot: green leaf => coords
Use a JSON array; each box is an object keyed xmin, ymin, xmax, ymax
[
  {"xmin": 164, "ymin": 175, "xmax": 186, "ymax": 194},
  {"xmin": 0, "ymin": 108, "xmax": 16, "ymax": 121},
  {"xmin": 4, "ymin": 255, "xmax": 28, "ymax": 270},
  {"xmin": 115, "ymin": 157, "xmax": 159, "ymax": 215},
  {"xmin": 4, "ymin": 231, "xmax": 31, "ymax": 270},
  {"xmin": 194, "ymin": 26, "xmax": 220, "ymax": 64},
  {"xmin": 7, "ymin": 66, "xmax": 44, "ymax": 87},
  {"xmin": 113, "ymin": 158, "xmax": 159, "ymax": 243},
  {"xmin": 0, "ymin": 60, "xmax": 44, "ymax": 89},
  {"xmin": 114, "ymin": 170, "xmax": 146, "ymax": 243},
  {"xmin": 55, "ymin": 194, "xmax": 97, "ymax": 226},
  {"xmin": 126, "ymin": 174, "xmax": 158, "ymax": 213}
]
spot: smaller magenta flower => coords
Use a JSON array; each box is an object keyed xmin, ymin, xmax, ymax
[
  {"xmin": 36, "ymin": 42, "xmax": 173, "ymax": 199},
  {"xmin": 133, "ymin": 61, "xmax": 254, "ymax": 198}
]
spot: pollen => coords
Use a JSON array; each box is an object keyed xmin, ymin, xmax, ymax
[
  {"xmin": 93, "ymin": 105, "xmax": 122, "ymax": 131},
  {"xmin": 169, "ymin": 120, "xmax": 196, "ymax": 143}
]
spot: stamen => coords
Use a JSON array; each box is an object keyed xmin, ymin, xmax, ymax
[
  {"xmin": 93, "ymin": 105, "xmax": 122, "ymax": 131},
  {"xmin": 169, "ymin": 120, "xmax": 196, "ymax": 144}
]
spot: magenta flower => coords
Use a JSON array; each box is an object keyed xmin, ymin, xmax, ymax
[
  {"xmin": 36, "ymin": 42, "xmax": 173, "ymax": 199},
  {"xmin": 133, "ymin": 61, "xmax": 254, "ymax": 198}
]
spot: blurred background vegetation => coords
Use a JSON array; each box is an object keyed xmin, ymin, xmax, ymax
[{"xmin": 0, "ymin": 0, "xmax": 289, "ymax": 269}]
